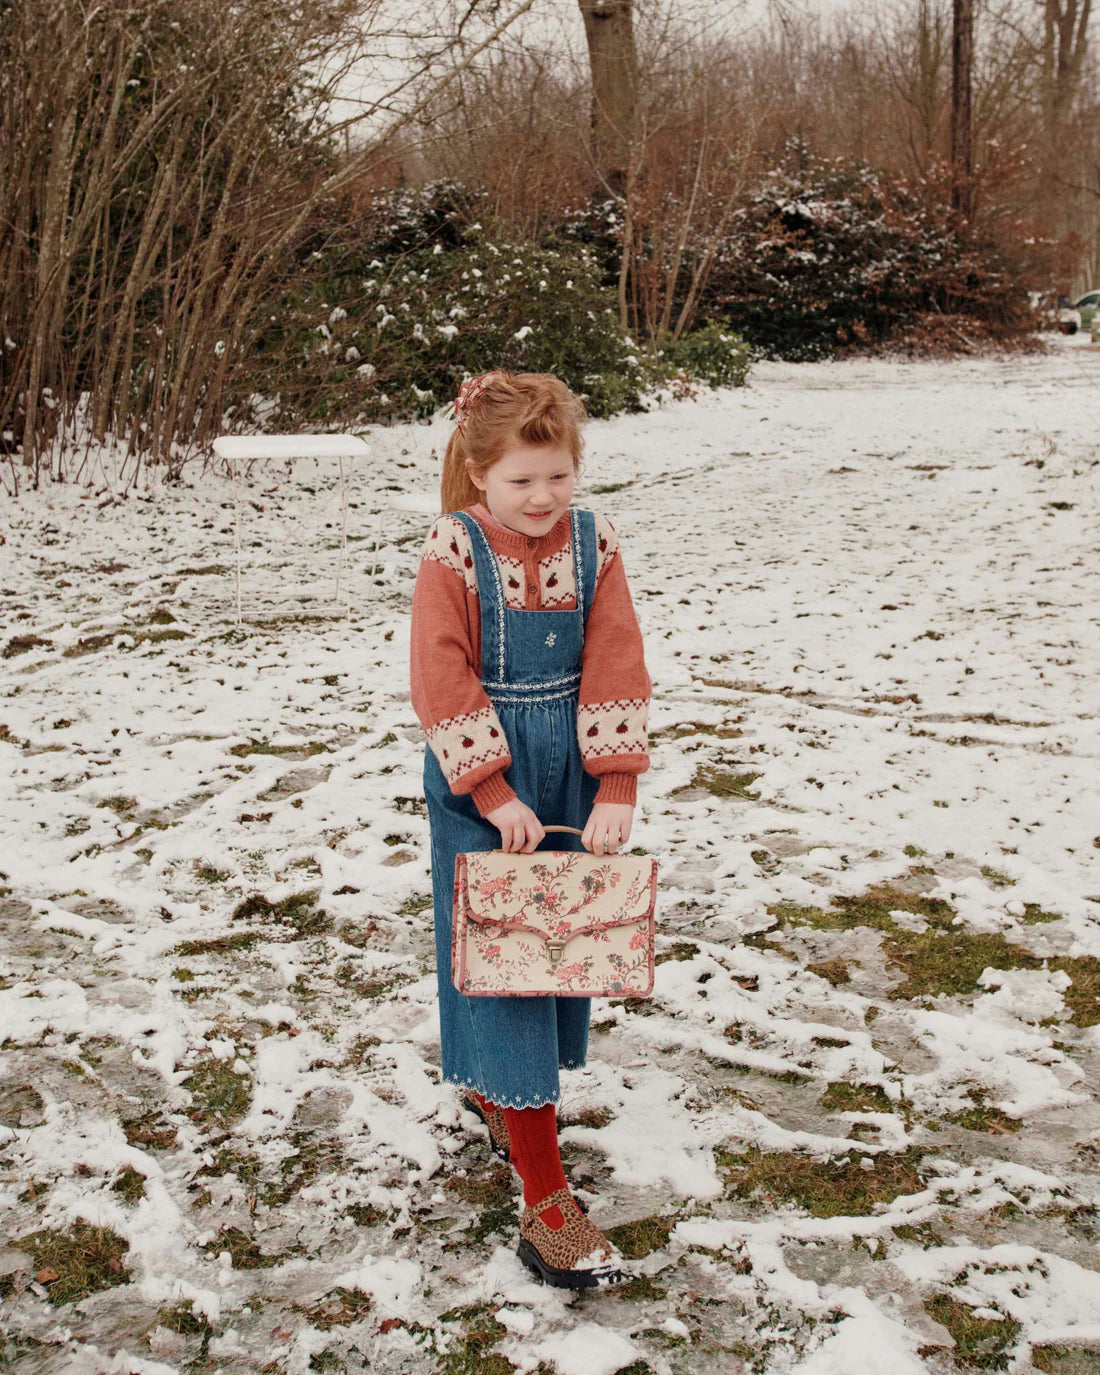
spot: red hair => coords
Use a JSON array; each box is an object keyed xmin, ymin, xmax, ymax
[{"xmin": 440, "ymin": 372, "xmax": 587, "ymax": 514}]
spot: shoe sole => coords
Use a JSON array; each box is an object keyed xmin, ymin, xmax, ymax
[
  {"xmin": 461, "ymin": 1096, "xmax": 511, "ymax": 1163},
  {"xmin": 516, "ymin": 1238, "xmax": 625, "ymax": 1290}
]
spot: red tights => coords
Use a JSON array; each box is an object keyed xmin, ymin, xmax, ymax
[{"xmin": 473, "ymin": 1093, "xmax": 569, "ymax": 1226}]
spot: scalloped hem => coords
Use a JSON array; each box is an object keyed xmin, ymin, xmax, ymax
[{"xmin": 448, "ymin": 1075, "xmax": 560, "ymax": 1110}]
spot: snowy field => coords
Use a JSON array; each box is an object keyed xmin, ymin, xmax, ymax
[{"xmin": 2, "ymin": 341, "xmax": 1099, "ymax": 1375}]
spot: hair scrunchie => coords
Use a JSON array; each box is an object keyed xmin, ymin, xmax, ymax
[{"xmin": 453, "ymin": 371, "xmax": 503, "ymax": 432}]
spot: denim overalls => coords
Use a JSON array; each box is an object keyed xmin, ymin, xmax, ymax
[{"xmin": 423, "ymin": 508, "xmax": 600, "ymax": 1109}]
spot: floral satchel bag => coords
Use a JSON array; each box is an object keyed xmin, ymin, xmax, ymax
[{"xmin": 451, "ymin": 826, "xmax": 658, "ymax": 998}]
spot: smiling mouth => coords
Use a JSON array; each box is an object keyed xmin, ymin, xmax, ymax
[{"xmin": 527, "ymin": 509, "xmax": 554, "ymax": 519}]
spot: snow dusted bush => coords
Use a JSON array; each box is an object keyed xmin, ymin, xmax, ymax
[
  {"xmin": 704, "ymin": 155, "xmax": 1032, "ymax": 361},
  {"xmin": 658, "ymin": 321, "xmax": 752, "ymax": 390},
  {"xmin": 239, "ymin": 190, "xmax": 651, "ymax": 425}
]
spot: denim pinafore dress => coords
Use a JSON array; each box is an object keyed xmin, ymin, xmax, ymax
[{"xmin": 423, "ymin": 508, "xmax": 600, "ymax": 1109}]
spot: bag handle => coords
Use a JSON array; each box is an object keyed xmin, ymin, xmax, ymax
[{"xmin": 489, "ymin": 822, "xmax": 583, "ymax": 854}]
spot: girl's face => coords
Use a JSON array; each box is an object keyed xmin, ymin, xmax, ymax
[{"xmin": 468, "ymin": 442, "xmax": 576, "ymax": 537}]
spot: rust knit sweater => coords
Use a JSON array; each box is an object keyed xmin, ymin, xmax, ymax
[{"xmin": 410, "ymin": 504, "xmax": 650, "ymax": 817}]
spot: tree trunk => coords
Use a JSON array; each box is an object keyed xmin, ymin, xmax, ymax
[
  {"xmin": 577, "ymin": 0, "xmax": 638, "ymax": 196},
  {"xmin": 950, "ymin": 0, "xmax": 974, "ymax": 222},
  {"xmin": 1038, "ymin": 0, "xmax": 1092, "ymax": 251}
]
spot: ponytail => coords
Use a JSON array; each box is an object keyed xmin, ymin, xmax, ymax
[{"xmin": 440, "ymin": 429, "xmax": 482, "ymax": 514}]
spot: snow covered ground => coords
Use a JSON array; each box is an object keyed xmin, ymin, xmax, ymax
[{"xmin": 1, "ymin": 340, "xmax": 1099, "ymax": 1375}]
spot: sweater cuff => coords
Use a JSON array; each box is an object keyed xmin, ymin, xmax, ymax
[
  {"xmin": 471, "ymin": 770, "xmax": 517, "ymax": 817},
  {"xmin": 594, "ymin": 773, "xmax": 638, "ymax": 806}
]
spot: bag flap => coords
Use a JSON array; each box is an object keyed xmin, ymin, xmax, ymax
[{"xmin": 460, "ymin": 850, "xmax": 656, "ymax": 939}]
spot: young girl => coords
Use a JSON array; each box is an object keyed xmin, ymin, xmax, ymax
[{"xmin": 409, "ymin": 370, "xmax": 650, "ymax": 1288}]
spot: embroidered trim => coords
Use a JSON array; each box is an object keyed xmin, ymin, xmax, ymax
[
  {"xmin": 423, "ymin": 510, "xmax": 613, "ymax": 607},
  {"xmin": 482, "ymin": 670, "xmax": 581, "ymax": 693},
  {"xmin": 464, "ymin": 516, "xmax": 508, "ymax": 682},
  {"xmin": 489, "ymin": 688, "xmax": 580, "ymax": 706},
  {"xmin": 427, "ymin": 705, "xmax": 510, "ymax": 785},
  {"xmin": 571, "ymin": 509, "xmax": 585, "ymax": 613},
  {"xmin": 577, "ymin": 698, "xmax": 649, "ymax": 760}
]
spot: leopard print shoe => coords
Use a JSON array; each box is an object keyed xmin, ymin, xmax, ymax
[
  {"xmin": 517, "ymin": 1187, "xmax": 626, "ymax": 1289},
  {"xmin": 461, "ymin": 1094, "xmax": 511, "ymax": 1163}
]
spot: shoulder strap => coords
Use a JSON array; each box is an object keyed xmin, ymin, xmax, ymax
[
  {"xmin": 451, "ymin": 510, "xmax": 507, "ymax": 684},
  {"xmin": 571, "ymin": 508, "xmax": 598, "ymax": 621}
]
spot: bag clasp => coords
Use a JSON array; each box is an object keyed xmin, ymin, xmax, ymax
[{"xmin": 545, "ymin": 939, "xmax": 566, "ymax": 966}]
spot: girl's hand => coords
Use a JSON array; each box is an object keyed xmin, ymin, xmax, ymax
[
  {"xmin": 582, "ymin": 802, "xmax": 634, "ymax": 857},
  {"xmin": 485, "ymin": 798, "xmax": 546, "ymax": 853}
]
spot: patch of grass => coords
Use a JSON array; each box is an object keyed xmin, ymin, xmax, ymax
[
  {"xmin": 3, "ymin": 634, "xmax": 53, "ymax": 658},
  {"xmin": 121, "ymin": 1113, "xmax": 178, "ymax": 1150},
  {"xmin": 173, "ymin": 966, "xmax": 196, "ymax": 982},
  {"xmin": 605, "ymin": 1213, "xmax": 676, "ymax": 1259},
  {"xmin": 652, "ymin": 720, "xmax": 743, "ymax": 740},
  {"xmin": 202, "ymin": 1225, "xmax": 300, "ymax": 1270},
  {"xmin": 443, "ymin": 1161, "xmax": 516, "ymax": 1244},
  {"xmin": 893, "ymin": 1222, "xmax": 945, "ymax": 1248},
  {"xmin": 271, "ymin": 1136, "xmax": 349, "ymax": 1205},
  {"xmin": 111, "ymin": 1165, "xmax": 147, "ymax": 1202},
  {"xmin": 310, "ymin": 1350, "xmax": 343, "ymax": 1372},
  {"xmin": 436, "ymin": 1304, "xmax": 512, "ymax": 1374},
  {"xmin": 719, "ymin": 1146, "xmax": 924, "ymax": 1218},
  {"xmin": 11, "ymin": 1222, "xmax": 130, "ymax": 1304},
  {"xmin": 398, "ymin": 893, "xmax": 432, "ymax": 917},
  {"xmin": 174, "ymin": 930, "xmax": 262, "ymax": 957},
  {"xmin": 1019, "ymin": 903, "xmax": 1059, "ymax": 924},
  {"xmin": 808, "ymin": 957, "xmax": 851, "ymax": 986},
  {"xmin": 297, "ymin": 1287, "xmax": 374, "ymax": 1331},
  {"xmin": 559, "ymin": 1105, "xmax": 616, "ymax": 1129},
  {"xmin": 1052, "ymin": 956, "xmax": 1100, "ymax": 1028},
  {"xmin": 924, "ymin": 1294, "xmax": 1020, "ymax": 1369},
  {"xmin": 688, "ymin": 765, "xmax": 761, "ymax": 798},
  {"xmin": 613, "ymin": 1274, "xmax": 668, "ymax": 1302},
  {"xmin": 819, "ymin": 1082, "xmax": 894, "ymax": 1114},
  {"xmin": 944, "ymin": 1091, "xmax": 1022, "ymax": 1135},
  {"xmin": 232, "ymin": 887, "xmax": 331, "ymax": 937},
  {"xmin": 1032, "ymin": 1345, "xmax": 1100, "ymax": 1373},
  {"xmin": 609, "ymin": 995, "xmax": 661, "ymax": 1015},
  {"xmin": 655, "ymin": 940, "xmax": 700, "ymax": 965},
  {"xmin": 333, "ymin": 961, "xmax": 408, "ymax": 999},
  {"xmin": 193, "ymin": 861, "xmax": 231, "ymax": 883},
  {"xmin": 197, "ymin": 1145, "xmax": 265, "ymax": 1188},
  {"xmin": 156, "ymin": 1301, "xmax": 213, "ymax": 1337},
  {"xmin": 884, "ymin": 927, "xmax": 1039, "ymax": 1000},
  {"xmin": 774, "ymin": 883, "xmax": 956, "ymax": 936},
  {"xmin": 229, "ymin": 738, "xmax": 328, "ymax": 758},
  {"xmin": 980, "ymin": 866, "xmax": 1016, "ymax": 889},
  {"xmin": 182, "ymin": 1057, "xmax": 250, "ymax": 1129},
  {"xmin": 99, "ymin": 794, "xmax": 138, "ymax": 814},
  {"xmin": 346, "ymin": 1203, "xmax": 391, "ymax": 1227}
]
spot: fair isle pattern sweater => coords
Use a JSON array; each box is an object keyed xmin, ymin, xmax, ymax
[{"xmin": 410, "ymin": 504, "xmax": 650, "ymax": 817}]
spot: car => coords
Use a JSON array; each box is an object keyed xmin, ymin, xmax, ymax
[
  {"xmin": 1029, "ymin": 291, "xmax": 1082, "ymax": 334},
  {"xmin": 1075, "ymin": 289, "xmax": 1099, "ymax": 328}
]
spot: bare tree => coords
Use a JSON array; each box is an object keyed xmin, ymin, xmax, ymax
[
  {"xmin": 952, "ymin": 0, "xmax": 975, "ymax": 219},
  {"xmin": 0, "ymin": 0, "xmax": 539, "ymax": 488}
]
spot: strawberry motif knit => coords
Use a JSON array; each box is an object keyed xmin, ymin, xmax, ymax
[{"xmin": 410, "ymin": 504, "xmax": 650, "ymax": 816}]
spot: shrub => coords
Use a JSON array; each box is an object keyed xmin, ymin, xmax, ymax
[
  {"xmin": 703, "ymin": 152, "xmax": 1032, "ymax": 360},
  {"xmin": 658, "ymin": 321, "xmax": 752, "ymax": 389},
  {"xmin": 235, "ymin": 195, "xmax": 649, "ymax": 426}
]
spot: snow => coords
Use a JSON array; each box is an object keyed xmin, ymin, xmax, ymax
[{"xmin": 1, "ymin": 337, "xmax": 1099, "ymax": 1372}]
